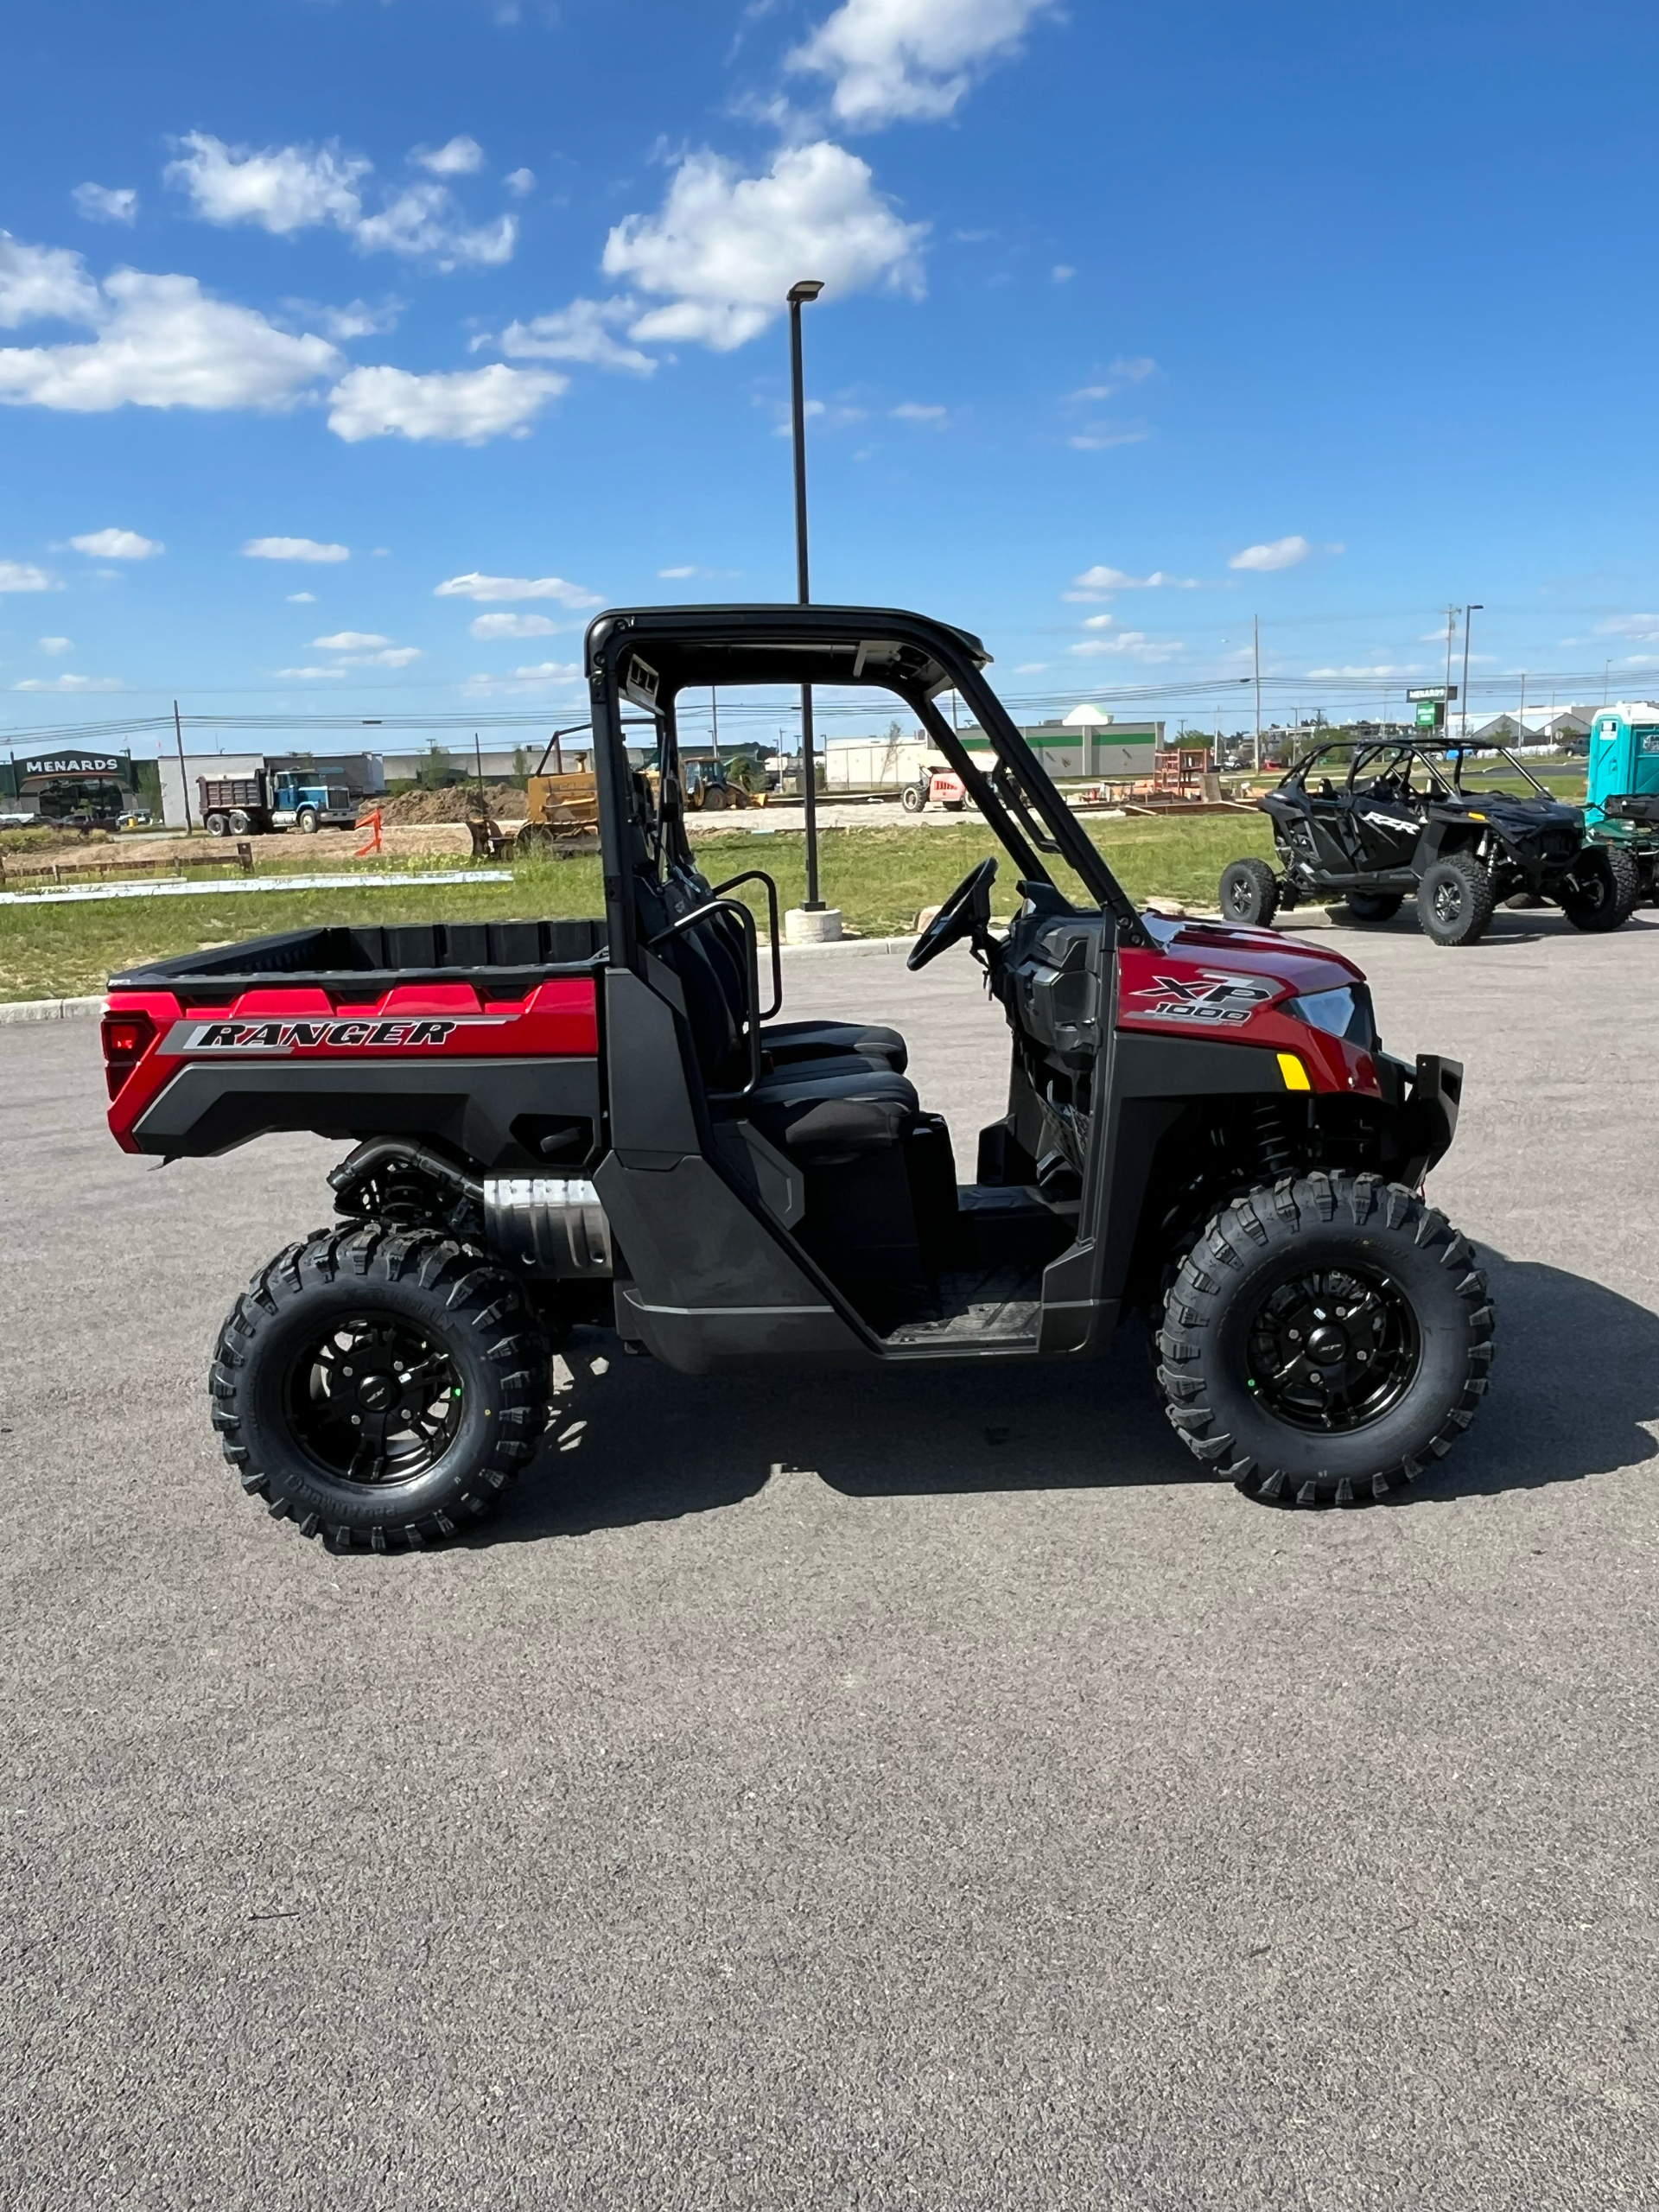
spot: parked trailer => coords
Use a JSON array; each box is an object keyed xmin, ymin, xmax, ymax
[{"xmin": 198, "ymin": 770, "xmax": 359, "ymax": 837}]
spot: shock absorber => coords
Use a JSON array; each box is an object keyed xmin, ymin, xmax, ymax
[{"xmin": 1250, "ymin": 1100, "xmax": 1296, "ymax": 1181}]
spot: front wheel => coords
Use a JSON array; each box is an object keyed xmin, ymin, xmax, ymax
[
  {"xmin": 1218, "ymin": 857, "xmax": 1280, "ymax": 927},
  {"xmin": 1158, "ymin": 1173, "xmax": 1495, "ymax": 1506},
  {"xmin": 1418, "ymin": 852, "xmax": 1495, "ymax": 945},
  {"xmin": 1559, "ymin": 844, "xmax": 1639, "ymax": 931},
  {"xmin": 209, "ymin": 1225, "xmax": 551, "ymax": 1548},
  {"xmin": 296, "ymin": 807, "xmax": 321, "ymax": 833},
  {"xmin": 900, "ymin": 785, "xmax": 926, "ymax": 813}
]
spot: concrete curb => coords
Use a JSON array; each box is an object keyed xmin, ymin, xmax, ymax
[{"xmin": 0, "ymin": 994, "xmax": 105, "ymax": 1025}]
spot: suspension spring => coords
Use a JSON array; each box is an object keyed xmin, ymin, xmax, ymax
[{"xmin": 1250, "ymin": 1101, "xmax": 1297, "ymax": 1182}]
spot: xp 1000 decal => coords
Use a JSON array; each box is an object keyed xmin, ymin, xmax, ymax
[{"xmin": 1129, "ymin": 971, "xmax": 1278, "ymax": 1026}]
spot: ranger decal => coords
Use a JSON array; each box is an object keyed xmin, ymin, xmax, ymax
[{"xmin": 159, "ymin": 1014, "xmax": 511, "ymax": 1056}]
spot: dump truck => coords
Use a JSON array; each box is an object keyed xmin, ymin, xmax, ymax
[{"xmin": 198, "ymin": 769, "xmax": 359, "ymax": 837}]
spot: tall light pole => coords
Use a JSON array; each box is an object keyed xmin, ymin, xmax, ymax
[
  {"xmin": 1253, "ymin": 613, "xmax": 1262, "ymax": 772},
  {"xmin": 1460, "ymin": 604, "xmax": 1482, "ymax": 744},
  {"xmin": 788, "ymin": 278, "xmax": 825, "ymax": 910}
]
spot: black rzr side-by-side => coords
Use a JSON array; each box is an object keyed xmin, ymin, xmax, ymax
[
  {"xmin": 105, "ymin": 602, "xmax": 1496, "ymax": 1546},
  {"xmin": 1220, "ymin": 736, "xmax": 1641, "ymax": 945}
]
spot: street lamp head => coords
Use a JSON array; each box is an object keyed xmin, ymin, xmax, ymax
[{"xmin": 787, "ymin": 279, "xmax": 825, "ymax": 304}]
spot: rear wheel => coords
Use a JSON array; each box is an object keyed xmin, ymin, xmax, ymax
[
  {"xmin": 1157, "ymin": 1173, "xmax": 1495, "ymax": 1506},
  {"xmin": 228, "ymin": 809, "xmax": 251, "ymax": 836},
  {"xmin": 900, "ymin": 784, "xmax": 926, "ymax": 813},
  {"xmin": 1218, "ymin": 857, "xmax": 1280, "ymax": 927},
  {"xmin": 1336, "ymin": 890, "xmax": 1403, "ymax": 924},
  {"xmin": 1417, "ymin": 852, "xmax": 1495, "ymax": 945},
  {"xmin": 205, "ymin": 812, "xmax": 230, "ymax": 837},
  {"xmin": 1559, "ymin": 843, "xmax": 1639, "ymax": 931},
  {"xmin": 209, "ymin": 1225, "xmax": 550, "ymax": 1548}
]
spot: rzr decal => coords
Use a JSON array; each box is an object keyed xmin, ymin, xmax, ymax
[
  {"xmin": 158, "ymin": 1014, "xmax": 512, "ymax": 1056},
  {"xmin": 1131, "ymin": 971, "xmax": 1278, "ymax": 1026}
]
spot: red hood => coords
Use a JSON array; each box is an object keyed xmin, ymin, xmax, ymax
[
  {"xmin": 1136, "ymin": 912, "xmax": 1366, "ymax": 994},
  {"xmin": 1117, "ymin": 913, "xmax": 1380, "ymax": 1095}
]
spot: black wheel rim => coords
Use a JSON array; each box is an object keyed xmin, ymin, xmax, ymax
[
  {"xmin": 1433, "ymin": 877, "xmax": 1463, "ymax": 924},
  {"xmin": 1245, "ymin": 1264, "xmax": 1421, "ymax": 1433},
  {"xmin": 284, "ymin": 1313, "xmax": 464, "ymax": 1486}
]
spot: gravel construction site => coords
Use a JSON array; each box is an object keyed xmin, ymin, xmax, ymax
[{"xmin": 4, "ymin": 903, "xmax": 1656, "ymax": 2211}]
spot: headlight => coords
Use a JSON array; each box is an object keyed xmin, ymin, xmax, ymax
[{"xmin": 1284, "ymin": 985, "xmax": 1376, "ymax": 1050}]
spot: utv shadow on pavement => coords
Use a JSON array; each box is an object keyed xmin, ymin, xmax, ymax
[{"xmin": 481, "ymin": 1249, "xmax": 1659, "ymax": 1542}]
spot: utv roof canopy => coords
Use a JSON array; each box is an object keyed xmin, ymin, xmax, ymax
[{"xmin": 586, "ymin": 601, "xmax": 988, "ymax": 702}]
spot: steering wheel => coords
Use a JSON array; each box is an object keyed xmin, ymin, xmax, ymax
[{"xmin": 907, "ymin": 855, "xmax": 998, "ymax": 971}]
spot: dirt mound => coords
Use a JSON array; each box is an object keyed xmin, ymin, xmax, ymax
[{"xmin": 378, "ymin": 782, "xmax": 525, "ymax": 826}]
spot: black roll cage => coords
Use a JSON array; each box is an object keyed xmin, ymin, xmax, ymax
[
  {"xmin": 583, "ymin": 602, "xmax": 1153, "ymax": 968},
  {"xmin": 1281, "ymin": 735, "xmax": 1553, "ymax": 804}
]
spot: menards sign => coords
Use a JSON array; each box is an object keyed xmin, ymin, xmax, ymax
[{"xmin": 1, "ymin": 747, "xmax": 132, "ymax": 793}]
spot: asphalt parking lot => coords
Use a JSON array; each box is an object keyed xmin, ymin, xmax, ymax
[{"xmin": 5, "ymin": 905, "xmax": 1659, "ymax": 2211}]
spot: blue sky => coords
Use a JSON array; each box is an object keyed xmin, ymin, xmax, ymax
[{"xmin": 3, "ymin": 0, "xmax": 1658, "ymax": 753}]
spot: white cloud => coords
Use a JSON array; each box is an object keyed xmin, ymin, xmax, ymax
[
  {"xmin": 1080, "ymin": 613, "xmax": 1113, "ymax": 629},
  {"xmin": 0, "ymin": 270, "xmax": 340, "ymax": 414},
  {"xmin": 463, "ymin": 660, "xmax": 583, "ymax": 696},
  {"xmin": 313, "ymin": 630, "xmax": 392, "ymax": 650},
  {"xmin": 1230, "ymin": 534, "xmax": 1313, "ymax": 572},
  {"xmin": 1051, "ymin": 264, "xmax": 1074, "ymax": 283},
  {"xmin": 1110, "ymin": 355, "xmax": 1157, "ymax": 380},
  {"xmin": 602, "ymin": 141, "xmax": 925, "ymax": 352},
  {"xmin": 0, "ymin": 232, "xmax": 102, "ymax": 328},
  {"xmin": 1595, "ymin": 614, "xmax": 1659, "ymax": 640},
  {"xmin": 891, "ymin": 400, "xmax": 946, "ymax": 422},
  {"xmin": 167, "ymin": 133, "xmax": 516, "ymax": 268},
  {"xmin": 1013, "ymin": 660, "xmax": 1048, "ymax": 671},
  {"xmin": 245, "ymin": 536, "xmax": 350, "ymax": 563},
  {"xmin": 1068, "ymin": 384, "xmax": 1112, "ymax": 400},
  {"xmin": 37, "ymin": 636, "xmax": 73, "ymax": 654},
  {"xmin": 166, "ymin": 133, "xmax": 369, "ymax": 235},
  {"xmin": 1068, "ymin": 631, "xmax": 1184, "ymax": 663},
  {"xmin": 504, "ymin": 168, "xmax": 536, "ymax": 198},
  {"xmin": 659, "ymin": 565, "xmax": 699, "ymax": 579},
  {"xmin": 274, "ymin": 664, "xmax": 346, "ymax": 680},
  {"xmin": 72, "ymin": 184, "xmax": 137, "ymax": 226},
  {"xmin": 285, "ymin": 590, "xmax": 317, "ymax": 602},
  {"xmin": 1069, "ymin": 427, "xmax": 1148, "ymax": 451},
  {"xmin": 1305, "ymin": 664, "xmax": 1424, "ymax": 680},
  {"xmin": 790, "ymin": 0, "xmax": 1057, "ymax": 128},
  {"xmin": 413, "ymin": 136, "xmax": 484, "ymax": 177},
  {"xmin": 0, "ymin": 561, "xmax": 59, "ymax": 592},
  {"xmin": 327, "ymin": 363, "xmax": 563, "ymax": 443},
  {"xmin": 296, "ymin": 296, "xmax": 403, "ymax": 341},
  {"xmin": 435, "ymin": 571, "xmax": 602, "ymax": 607},
  {"xmin": 352, "ymin": 645, "xmax": 423, "ymax": 667},
  {"xmin": 13, "ymin": 671, "xmax": 122, "ymax": 691},
  {"xmin": 489, "ymin": 298, "xmax": 656, "ymax": 375},
  {"xmin": 353, "ymin": 188, "xmax": 516, "ymax": 269},
  {"xmin": 1067, "ymin": 563, "xmax": 1199, "ymax": 595},
  {"xmin": 69, "ymin": 527, "xmax": 162, "ymax": 559},
  {"xmin": 469, "ymin": 611, "xmax": 559, "ymax": 639}
]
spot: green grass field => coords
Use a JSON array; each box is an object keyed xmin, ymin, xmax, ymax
[{"xmin": 0, "ymin": 813, "xmax": 1276, "ymax": 1001}]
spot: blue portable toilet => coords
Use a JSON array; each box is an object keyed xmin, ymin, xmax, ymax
[{"xmin": 1586, "ymin": 702, "xmax": 1659, "ymax": 823}]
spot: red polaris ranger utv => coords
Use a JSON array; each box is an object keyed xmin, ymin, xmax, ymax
[{"xmin": 103, "ymin": 604, "xmax": 1493, "ymax": 1547}]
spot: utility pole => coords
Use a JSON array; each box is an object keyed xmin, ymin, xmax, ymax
[
  {"xmin": 1460, "ymin": 604, "xmax": 1482, "ymax": 744},
  {"xmin": 1442, "ymin": 605, "xmax": 1460, "ymax": 715},
  {"xmin": 1517, "ymin": 671, "xmax": 1527, "ymax": 747},
  {"xmin": 1253, "ymin": 613, "xmax": 1262, "ymax": 772},
  {"xmin": 173, "ymin": 698, "xmax": 193, "ymax": 833},
  {"xmin": 787, "ymin": 277, "xmax": 825, "ymax": 911}
]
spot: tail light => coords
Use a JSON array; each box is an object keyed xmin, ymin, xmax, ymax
[{"xmin": 102, "ymin": 1008, "xmax": 156, "ymax": 1099}]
